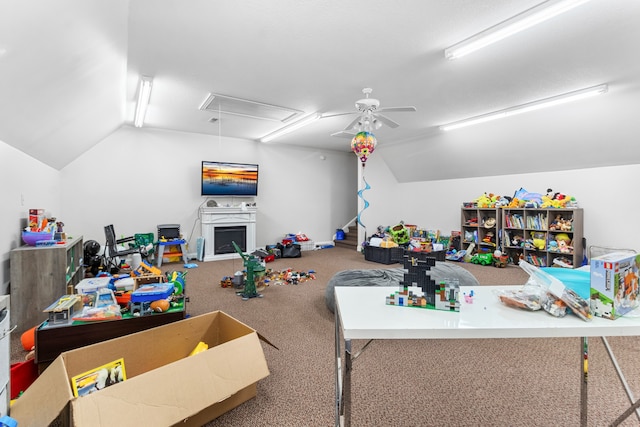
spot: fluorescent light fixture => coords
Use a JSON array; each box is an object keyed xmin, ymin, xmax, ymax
[
  {"xmin": 134, "ymin": 76, "xmax": 153, "ymax": 128},
  {"xmin": 259, "ymin": 113, "xmax": 321, "ymax": 143},
  {"xmin": 444, "ymin": 0, "xmax": 591, "ymax": 59},
  {"xmin": 439, "ymin": 84, "xmax": 607, "ymax": 131}
]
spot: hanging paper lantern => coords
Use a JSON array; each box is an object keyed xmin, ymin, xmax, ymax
[{"xmin": 351, "ymin": 131, "xmax": 377, "ymax": 167}]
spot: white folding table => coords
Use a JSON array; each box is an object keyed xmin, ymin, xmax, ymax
[{"xmin": 334, "ymin": 285, "xmax": 640, "ymax": 427}]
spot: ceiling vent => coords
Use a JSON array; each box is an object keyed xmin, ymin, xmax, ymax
[{"xmin": 200, "ymin": 93, "xmax": 303, "ymax": 122}]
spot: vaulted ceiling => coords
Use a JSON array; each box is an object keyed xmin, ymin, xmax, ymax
[{"xmin": 2, "ymin": 0, "xmax": 639, "ymax": 181}]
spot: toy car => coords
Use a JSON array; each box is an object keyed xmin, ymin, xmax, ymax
[{"xmin": 470, "ymin": 253, "xmax": 494, "ymax": 266}]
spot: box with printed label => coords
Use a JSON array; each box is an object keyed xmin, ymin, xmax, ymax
[{"xmin": 590, "ymin": 252, "xmax": 640, "ymax": 319}]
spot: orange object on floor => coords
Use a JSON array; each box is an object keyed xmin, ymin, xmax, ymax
[{"xmin": 20, "ymin": 326, "xmax": 36, "ymax": 351}]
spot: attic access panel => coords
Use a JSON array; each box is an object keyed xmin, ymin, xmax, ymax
[{"xmin": 200, "ymin": 93, "xmax": 303, "ymax": 122}]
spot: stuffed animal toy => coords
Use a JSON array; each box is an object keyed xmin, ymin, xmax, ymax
[
  {"xmin": 507, "ymin": 197, "xmax": 522, "ymax": 208},
  {"xmin": 482, "ymin": 231, "xmax": 496, "ymax": 246},
  {"xmin": 531, "ymin": 231, "xmax": 546, "ymax": 250},
  {"xmin": 513, "ymin": 187, "xmax": 543, "ymax": 207},
  {"xmin": 557, "ymin": 240, "xmax": 572, "ymax": 253},
  {"xmin": 474, "ymin": 193, "xmax": 493, "ymax": 208},
  {"xmin": 389, "ymin": 223, "xmax": 410, "ymax": 245},
  {"xmin": 512, "ymin": 235, "xmax": 524, "ymax": 247}
]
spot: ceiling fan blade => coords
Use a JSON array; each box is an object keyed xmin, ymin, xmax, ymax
[
  {"xmin": 374, "ymin": 113, "xmax": 400, "ymax": 128},
  {"xmin": 321, "ymin": 111, "xmax": 358, "ymax": 119},
  {"xmin": 343, "ymin": 116, "xmax": 362, "ymax": 131},
  {"xmin": 331, "ymin": 130, "xmax": 357, "ymax": 139},
  {"xmin": 377, "ymin": 106, "xmax": 417, "ymax": 113}
]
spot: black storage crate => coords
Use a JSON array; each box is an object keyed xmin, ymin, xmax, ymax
[
  {"xmin": 401, "ymin": 249, "xmax": 447, "ymax": 262},
  {"xmin": 363, "ymin": 246, "xmax": 405, "ymax": 264}
]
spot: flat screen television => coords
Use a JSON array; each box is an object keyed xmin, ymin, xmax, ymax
[{"xmin": 201, "ymin": 161, "xmax": 259, "ymax": 197}]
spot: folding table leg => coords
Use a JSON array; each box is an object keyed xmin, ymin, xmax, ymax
[
  {"xmin": 335, "ymin": 307, "xmax": 352, "ymax": 427},
  {"xmin": 580, "ymin": 337, "xmax": 588, "ymax": 427}
]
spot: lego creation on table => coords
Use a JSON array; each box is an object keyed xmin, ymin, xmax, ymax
[
  {"xmin": 324, "ymin": 262, "xmax": 479, "ymax": 314},
  {"xmin": 385, "ymin": 253, "xmax": 461, "ymax": 311}
]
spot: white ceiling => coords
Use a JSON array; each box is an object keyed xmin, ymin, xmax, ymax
[{"xmin": 2, "ymin": 0, "xmax": 640, "ymax": 181}]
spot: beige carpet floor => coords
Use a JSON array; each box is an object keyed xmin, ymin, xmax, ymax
[{"xmin": 11, "ymin": 246, "xmax": 640, "ymax": 426}]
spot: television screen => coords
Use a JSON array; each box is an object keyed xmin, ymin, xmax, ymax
[{"xmin": 201, "ymin": 161, "xmax": 259, "ymax": 197}]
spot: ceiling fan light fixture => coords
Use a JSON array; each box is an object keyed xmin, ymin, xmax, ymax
[
  {"xmin": 134, "ymin": 75, "xmax": 153, "ymax": 128},
  {"xmin": 439, "ymin": 84, "xmax": 608, "ymax": 131},
  {"xmin": 444, "ymin": 0, "xmax": 591, "ymax": 60},
  {"xmin": 259, "ymin": 113, "xmax": 321, "ymax": 143}
]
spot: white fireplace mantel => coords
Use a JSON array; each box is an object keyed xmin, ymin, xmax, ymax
[{"xmin": 200, "ymin": 206, "xmax": 257, "ymax": 261}]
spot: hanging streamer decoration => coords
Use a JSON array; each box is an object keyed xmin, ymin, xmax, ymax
[
  {"xmin": 351, "ymin": 131, "xmax": 377, "ymax": 231},
  {"xmin": 357, "ymin": 176, "xmax": 371, "ymax": 229}
]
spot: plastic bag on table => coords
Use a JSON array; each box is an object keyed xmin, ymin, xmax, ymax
[
  {"xmin": 542, "ymin": 292, "xmax": 568, "ymax": 318},
  {"xmin": 494, "ymin": 278, "xmax": 546, "ymax": 311},
  {"xmin": 519, "ymin": 260, "xmax": 592, "ymax": 321}
]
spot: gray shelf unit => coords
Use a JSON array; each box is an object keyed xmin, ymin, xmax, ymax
[
  {"xmin": 460, "ymin": 208, "xmax": 501, "ymax": 254},
  {"xmin": 10, "ymin": 236, "xmax": 84, "ymax": 336},
  {"xmin": 501, "ymin": 208, "xmax": 584, "ymax": 268}
]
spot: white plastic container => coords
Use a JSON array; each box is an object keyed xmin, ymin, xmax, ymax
[
  {"xmin": 75, "ymin": 277, "xmax": 111, "ymax": 295},
  {"xmin": 113, "ymin": 277, "xmax": 135, "ymax": 291}
]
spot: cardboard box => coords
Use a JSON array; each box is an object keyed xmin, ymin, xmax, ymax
[
  {"xmin": 590, "ymin": 252, "xmax": 640, "ymax": 319},
  {"xmin": 12, "ymin": 311, "xmax": 270, "ymax": 426}
]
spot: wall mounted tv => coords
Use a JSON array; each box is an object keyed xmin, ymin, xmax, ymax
[{"xmin": 201, "ymin": 161, "xmax": 259, "ymax": 197}]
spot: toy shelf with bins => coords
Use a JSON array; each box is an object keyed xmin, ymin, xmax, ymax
[
  {"xmin": 10, "ymin": 236, "xmax": 84, "ymax": 336},
  {"xmin": 501, "ymin": 208, "xmax": 583, "ymax": 267},
  {"xmin": 460, "ymin": 207, "xmax": 500, "ymax": 254}
]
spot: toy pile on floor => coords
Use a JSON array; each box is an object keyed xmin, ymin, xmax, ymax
[
  {"xmin": 362, "ymin": 223, "xmax": 448, "ymax": 254},
  {"xmin": 221, "ymin": 268, "xmax": 316, "ymax": 289},
  {"xmin": 82, "ymin": 261, "xmax": 187, "ymax": 317}
]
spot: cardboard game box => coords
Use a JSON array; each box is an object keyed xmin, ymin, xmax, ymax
[
  {"xmin": 590, "ymin": 252, "xmax": 640, "ymax": 319},
  {"xmin": 11, "ymin": 311, "xmax": 270, "ymax": 426}
]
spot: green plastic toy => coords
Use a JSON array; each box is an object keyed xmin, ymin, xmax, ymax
[{"xmin": 232, "ymin": 241, "xmax": 265, "ymax": 300}]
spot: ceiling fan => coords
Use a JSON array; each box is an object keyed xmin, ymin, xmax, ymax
[{"xmin": 322, "ymin": 88, "xmax": 417, "ymax": 138}]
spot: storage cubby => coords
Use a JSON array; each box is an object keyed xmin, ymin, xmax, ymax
[
  {"xmin": 501, "ymin": 209, "xmax": 583, "ymax": 268},
  {"xmin": 461, "ymin": 208, "xmax": 500, "ymax": 254},
  {"xmin": 10, "ymin": 236, "xmax": 84, "ymax": 336}
]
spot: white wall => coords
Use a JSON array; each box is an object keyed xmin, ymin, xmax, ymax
[
  {"xmin": 363, "ymin": 157, "xmax": 638, "ymax": 251},
  {"xmin": 0, "ymin": 141, "xmax": 62, "ymax": 293},
  {"xmin": 59, "ymin": 126, "xmax": 357, "ymax": 251},
  {"xmin": 3, "ymin": 126, "xmax": 639, "ymax": 296}
]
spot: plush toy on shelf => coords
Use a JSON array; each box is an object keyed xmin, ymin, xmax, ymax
[
  {"xmin": 531, "ymin": 232, "xmax": 546, "ymax": 250},
  {"xmin": 482, "ymin": 231, "xmax": 496, "ymax": 247}
]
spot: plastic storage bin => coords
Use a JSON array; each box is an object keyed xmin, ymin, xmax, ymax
[
  {"xmin": 75, "ymin": 277, "xmax": 111, "ymax": 295},
  {"xmin": 401, "ymin": 249, "xmax": 447, "ymax": 262},
  {"xmin": 130, "ymin": 283, "xmax": 174, "ymax": 303},
  {"xmin": 363, "ymin": 246, "xmax": 405, "ymax": 264}
]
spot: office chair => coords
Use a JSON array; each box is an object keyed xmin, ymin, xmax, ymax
[{"xmin": 103, "ymin": 224, "xmax": 149, "ymax": 273}]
